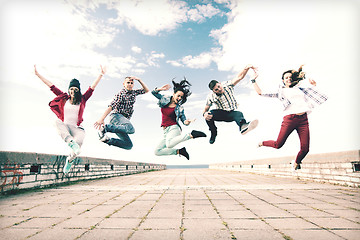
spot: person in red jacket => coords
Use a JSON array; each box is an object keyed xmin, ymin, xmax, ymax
[{"xmin": 34, "ymin": 65, "xmax": 105, "ymax": 174}]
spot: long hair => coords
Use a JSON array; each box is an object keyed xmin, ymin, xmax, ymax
[
  {"xmin": 282, "ymin": 65, "xmax": 305, "ymax": 88},
  {"xmin": 172, "ymin": 77, "xmax": 192, "ymax": 105},
  {"xmin": 72, "ymin": 91, "xmax": 82, "ymax": 105}
]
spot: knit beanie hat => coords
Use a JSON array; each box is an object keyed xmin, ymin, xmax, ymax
[{"xmin": 69, "ymin": 78, "xmax": 81, "ymax": 91}]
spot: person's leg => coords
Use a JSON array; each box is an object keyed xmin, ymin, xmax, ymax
[
  {"xmin": 55, "ymin": 120, "xmax": 80, "ymax": 155},
  {"xmin": 228, "ymin": 110, "xmax": 246, "ymax": 129},
  {"xmin": 262, "ymin": 115, "xmax": 296, "ymax": 149},
  {"xmin": 107, "ymin": 132, "xmax": 133, "ymax": 150},
  {"xmin": 69, "ymin": 126, "xmax": 85, "ymax": 147},
  {"xmin": 294, "ymin": 115, "xmax": 310, "ymax": 164},
  {"xmin": 155, "ymin": 125, "xmax": 191, "ymax": 156},
  {"xmin": 55, "ymin": 120, "xmax": 73, "ymax": 143},
  {"xmin": 105, "ymin": 113, "xmax": 135, "ymax": 134},
  {"xmin": 206, "ymin": 109, "xmax": 229, "ymax": 144},
  {"xmin": 104, "ymin": 113, "xmax": 134, "ymax": 150}
]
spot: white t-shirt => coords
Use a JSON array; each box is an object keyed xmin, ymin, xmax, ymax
[
  {"xmin": 63, "ymin": 100, "xmax": 80, "ymax": 126},
  {"xmin": 281, "ymin": 87, "xmax": 311, "ymax": 116}
]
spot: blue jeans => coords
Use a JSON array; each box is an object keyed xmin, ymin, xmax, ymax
[
  {"xmin": 105, "ymin": 113, "xmax": 134, "ymax": 150},
  {"xmin": 206, "ymin": 109, "xmax": 246, "ymax": 133},
  {"xmin": 155, "ymin": 125, "xmax": 191, "ymax": 156}
]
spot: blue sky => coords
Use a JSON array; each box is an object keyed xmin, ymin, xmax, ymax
[{"xmin": 1, "ymin": 0, "xmax": 359, "ymax": 165}]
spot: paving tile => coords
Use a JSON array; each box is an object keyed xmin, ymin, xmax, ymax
[{"xmin": 1, "ymin": 169, "xmax": 359, "ymax": 240}]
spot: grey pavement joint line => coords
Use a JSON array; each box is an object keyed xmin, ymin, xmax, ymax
[
  {"xmin": 75, "ymin": 191, "xmax": 147, "ymax": 240},
  {"xmin": 225, "ymin": 190, "xmax": 294, "ymax": 240},
  {"xmin": 204, "ymin": 190, "xmax": 237, "ymax": 240},
  {"xmin": 270, "ymin": 189, "xmax": 360, "ymax": 226},
  {"xmin": 126, "ymin": 190, "xmax": 166, "ymax": 239},
  {"xmin": 243, "ymin": 189, "xmax": 348, "ymax": 240},
  {"xmin": 180, "ymin": 189, "xmax": 186, "ymax": 240},
  {"xmin": 26, "ymin": 191, "xmax": 127, "ymax": 239}
]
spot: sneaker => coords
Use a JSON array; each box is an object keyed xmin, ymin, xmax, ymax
[
  {"xmin": 291, "ymin": 160, "xmax": 301, "ymax": 172},
  {"xmin": 63, "ymin": 154, "xmax": 76, "ymax": 174},
  {"xmin": 68, "ymin": 140, "xmax": 81, "ymax": 155},
  {"xmin": 98, "ymin": 125, "xmax": 106, "ymax": 139},
  {"xmin": 178, "ymin": 147, "xmax": 189, "ymax": 160},
  {"xmin": 100, "ymin": 134, "xmax": 110, "ymax": 143},
  {"xmin": 191, "ymin": 130, "xmax": 207, "ymax": 139},
  {"xmin": 209, "ymin": 131, "xmax": 217, "ymax": 144},
  {"xmin": 241, "ymin": 119, "xmax": 259, "ymax": 135}
]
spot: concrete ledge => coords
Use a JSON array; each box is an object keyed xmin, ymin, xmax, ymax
[
  {"xmin": 209, "ymin": 150, "xmax": 360, "ymax": 187},
  {"xmin": 0, "ymin": 151, "xmax": 166, "ymax": 193}
]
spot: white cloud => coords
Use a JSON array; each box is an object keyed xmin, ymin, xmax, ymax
[
  {"xmin": 146, "ymin": 51, "xmax": 165, "ymax": 67},
  {"xmin": 131, "ymin": 46, "xmax": 142, "ymax": 53},
  {"xmin": 109, "ymin": 0, "xmax": 188, "ymax": 36},
  {"xmin": 107, "ymin": 1, "xmax": 224, "ymax": 36},
  {"xmin": 167, "ymin": 60, "xmax": 184, "ymax": 67},
  {"xmin": 179, "ymin": 48, "xmax": 222, "ymax": 69}
]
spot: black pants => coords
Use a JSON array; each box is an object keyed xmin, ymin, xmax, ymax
[{"xmin": 206, "ymin": 109, "xmax": 246, "ymax": 133}]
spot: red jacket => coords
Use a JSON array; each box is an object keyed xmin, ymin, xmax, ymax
[{"xmin": 49, "ymin": 85, "xmax": 94, "ymax": 126}]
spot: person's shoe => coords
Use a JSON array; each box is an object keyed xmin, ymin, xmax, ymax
[
  {"xmin": 257, "ymin": 142, "xmax": 263, "ymax": 148},
  {"xmin": 98, "ymin": 125, "xmax": 106, "ymax": 139},
  {"xmin": 191, "ymin": 130, "xmax": 207, "ymax": 139},
  {"xmin": 63, "ymin": 154, "xmax": 76, "ymax": 174},
  {"xmin": 68, "ymin": 140, "xmax": 81, "ymax": 155},
  {"xmin": 241, "ymin": 119, "xmax": 259, "ymax": 135},
  {"xmin": 294, "ymin": 163, "xmax": 301, "ymax": 170},
  {"xmin": 209, "ymin": 131, "xmax": 217, "ymax": 144},
  {"xmin": 100, "ymin": 134, "xmax": 110, "ymax": 143},
  {"xmin": 179, "ymin": 147, "xmax": 189, "ymax": 160},
  {"xmin": 291, "ymin": 160, "xmax": 301, "ymax": 172}
]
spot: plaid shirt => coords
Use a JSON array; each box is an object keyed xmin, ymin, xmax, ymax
[
  {"xmin": 206, "ymin": 81, "xmax": 237, "ymax": 111},
  {"xmin": 109, "ymin": 88, "xmax": 146, "ymax": 119},
  {"xmin": 261, "ymin": 80, "xmax": 328, "ymax": 110}
]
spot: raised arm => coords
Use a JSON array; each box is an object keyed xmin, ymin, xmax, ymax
[
  {"xmin": 34, "ymin": 65, "xmax": 53, "ymax": 87},
  {"xmin": 232, "ymin": 64, "xmax": 257, "ymax": 86},
  {"xmin": 251, "ymin": 70, "xmax": 262, "ymax": 95},
  {"xmin": 152, "ymin": 84, "xmax": 171, "ymax": 99},
  {"xmin": 90, "ymin": 65, "xmax": 106, "ymax": 90},
  {"xmin": 131, "ymin": 76, "xmax": 149, "ymax": 93}
]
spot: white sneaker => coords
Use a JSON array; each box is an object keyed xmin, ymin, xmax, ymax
[{"xmin": 241, "ymin": 119, "xmax": 259, "ymax": 135}]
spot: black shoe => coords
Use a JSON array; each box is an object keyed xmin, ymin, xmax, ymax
[
  {"xmin": 209, "ymin": 131, "xmax": 217, "ymax": 144},
  {"xmin": 179, "ymin": 147, "xmax": 189, "ymax": 160},
  {"xmin": 191, "ymin": 130, "xmax": 207, "ymax": 139}
]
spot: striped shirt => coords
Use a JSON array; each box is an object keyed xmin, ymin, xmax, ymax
[
  {"xmin": 109, "ymin": 88, "xmax": 146, "ymax": 119},
  {"xmin": 206, "ymin": 81, "xmax": 237, "ymax": 111}
]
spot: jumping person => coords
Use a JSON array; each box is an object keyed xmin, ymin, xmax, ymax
[
  {"xmin": 203, "ymin": 65, "xmax": 259, "ymax": 144},
  {"xmin": 152, "ymin": 79, "xmax": 206, "ymax": 160},
  {"xmin": 94, "ymin": 76, "xmax": 149, "ymax": 150},
  {"xmin": 34, "ymin": 64, "xmax": 105, "ymax": 174},
  {"xmin": 252, "ymin": 65, "xmax": 328, "ymax": 170}
]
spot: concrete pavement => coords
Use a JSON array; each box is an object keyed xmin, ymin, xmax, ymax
[{"xmin": 0, "ymin": 169, "xmax": 359, "ymax": 240}]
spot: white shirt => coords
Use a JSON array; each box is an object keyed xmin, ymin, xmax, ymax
[
  {"xmin": 281, "ymin": 87, "xmax": 311, "ymax": 116},
  {"xmin": 63, "ymin": 100, "xmax": 80, "ymax": 126}
]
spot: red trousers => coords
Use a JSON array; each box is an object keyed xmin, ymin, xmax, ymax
[{"xmin": 263, "ymin": 113, "xmax": 310, "ymax": 164}]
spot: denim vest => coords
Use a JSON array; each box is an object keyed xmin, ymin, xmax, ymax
[{"xmin": 152, "ymin": 89, "xmax": 187, "ymax": 126}]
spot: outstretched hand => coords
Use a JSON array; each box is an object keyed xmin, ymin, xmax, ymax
[
  {"xmin": 34, "ymin": 65, "xmax": 39, "ymax": 76},
  {"xmin": 100, "ymin": 65, "xmax": 106, "ymax": 75},
  {"xmin": 158, "ymin": 84, "xmax": 171, "ymax": 91},
  {"xmin": 94, "ymin": 120, "xmax": 104, "ymax": 130},
  {"xmin": 308, "ymin": 78, "xmax": 316, "ymax": 86},
  {"xmin": 184, "ymin": 119, "xmax": 196, "ymax": 125}
]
